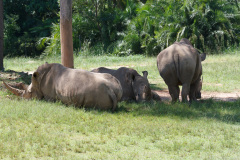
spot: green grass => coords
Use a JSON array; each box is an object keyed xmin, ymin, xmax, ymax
[
  {"xmin": 0, "ymin": 96, "xmax": 239, "ymax": 159},
  {"xmin": 203, "ymin": 53, "xmax": 240, "ymax": 92},
  {"xmin": 0, "ymin": 51, "xmax": 240, "ymax": 159}
]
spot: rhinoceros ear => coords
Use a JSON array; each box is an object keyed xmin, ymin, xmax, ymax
[
  {"xmin": 32, "ymin": 71, "xmax": 40, "ymax": 87},
  {"xmin": 200, "ymin": 53, "xmax": 206, "ymax": 61},
  {"xmin": 33, "ymin": 72, "xmax": 39, "ymax": 78},
  {"xmin": 142, "ymin": 71, "xmax": 148, "ymax": 79}
]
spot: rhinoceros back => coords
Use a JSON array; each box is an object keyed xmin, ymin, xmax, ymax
[{"xmin": 38, "ymin": 63, "xmax": 121, "ymax": 110}]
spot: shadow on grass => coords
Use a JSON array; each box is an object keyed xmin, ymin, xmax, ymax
[
  {"xmin": 0, "ymin": 70, "xmax": 32, "ymax": 84},
  {"xmin": 150, "ymin": 84, "xmax": 164, "ymax": 91},
  {"xmin": 117, "ymin": 99, "xmax": 240, "ymax": 124}
]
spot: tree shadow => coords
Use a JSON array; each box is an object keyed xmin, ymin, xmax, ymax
[
  {"xmin": 0, "ymin": 70, "xmax": 32, "ymax": 85},
  {"xmin": 117, "ymin": 99, "xmax": 240, "ymax": 124}
]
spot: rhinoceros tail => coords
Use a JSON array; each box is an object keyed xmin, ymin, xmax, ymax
[{"xmin": 173, "ymin": 53, "xmax": 182, "ymax": 84}]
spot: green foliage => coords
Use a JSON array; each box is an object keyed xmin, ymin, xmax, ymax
[
  {"xmin": 3, "ymin": 0, "xmax": 59, "ymax": 57},
  {"xmin": 3, "ymin": 14, "xmax": 20, "ymax": 56},
  {"xmin": 154, "ymin": 0, "xmax": 240, "ymax": 53},
  {"xmin": 42, "ymin": 0, "xmax": 140, "ymax": 56},
  {"xmin": 118, "ymin": 0, "xmax": 240, "ymax": 55},
  {"xmin": 3, "ymin": 0, "xmax": 240, "ymax": 56},
  {"xmin": 39, "ymin": 23, "xmax": 61, "ymax": 56},
  {"xmin": 117, "ymin": 1, "xmax": 163, "ymax": 55},
  {"xmin": 69, "ymin": 0, "xmax": 240, "ymax": 56}
]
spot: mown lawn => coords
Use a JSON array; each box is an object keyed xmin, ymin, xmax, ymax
[{"xmin": 0, "ymin": 51, "xmax": 240, "ymax": 159}]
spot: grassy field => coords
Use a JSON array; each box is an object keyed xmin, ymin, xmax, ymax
[{"xmin": 0, "ymin": 51, "xmax": 240, "ymax": 159}]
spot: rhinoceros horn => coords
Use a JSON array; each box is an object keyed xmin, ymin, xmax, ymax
[{"xmin": 3, "ymin": 81, "xmax": 25, "ymax": 97}]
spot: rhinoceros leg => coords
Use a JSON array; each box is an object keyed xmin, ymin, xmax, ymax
[
  {"xmin": 168, "ymin": 85, "xmax": 180, "ymax": 102},
  {"xmin": 189, "ymin": 83, "xmax": 198, "ymax": 102},
  {"xmin": 181, "ymin": 83, "xmax": 190, "ymax": 102}
]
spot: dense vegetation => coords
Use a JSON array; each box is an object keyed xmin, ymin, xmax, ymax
[
  {"xmin": 3, "ymin": 0, "xmax": 240, "ymax": 57},
  {"xmin": 3, "ymin": 0, "xmax": 59, "ymax": 56}
]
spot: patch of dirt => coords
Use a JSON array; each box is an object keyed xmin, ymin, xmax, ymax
[{"xmin": 153, "ymin": 90, "xmax": 240, "ymax": 102}]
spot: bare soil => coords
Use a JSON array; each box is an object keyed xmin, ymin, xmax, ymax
[{"xmin": 153, "ymin": 90, "xmax": 240, "ymax": 102}]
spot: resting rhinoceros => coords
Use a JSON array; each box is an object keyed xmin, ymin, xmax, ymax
[
  {"xmin": 157, "ymin": 38, "xmax": 206, "ymax": 102},
  {"xmin": 3, "ymin": 63, "xmax": 122, "ymax": 111},
  {"xmin": 91, "ymin": 67, "xmax": 161, "ymax": 102}
]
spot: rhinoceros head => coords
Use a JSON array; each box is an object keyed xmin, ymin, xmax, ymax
[
  {"xmin": 3, "ymin": 72, "xmax": 43, "ymax": 99},
  {"xmin": 130, "ymin": 70, "xmax": 152, "ymax": 102}
]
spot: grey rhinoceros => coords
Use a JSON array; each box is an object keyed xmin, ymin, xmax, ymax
[
  {"xmin": 157, "ymin": 38, "xmax": 206, "ymax": 102},
  {"xmin": 91, "ymin": 67, "xmax": 161, "ymax": 102},
  {"xmin": 3, "ymin": 63, "xmax": 122, "ymax": 111}
]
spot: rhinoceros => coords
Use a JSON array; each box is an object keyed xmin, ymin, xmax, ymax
[
  {"xmin": 3, "ymin": 63, "xmax": 123, "ymax": 111},
  {"xmin": 91, "ymin": 67, "xmax": 161, "ymax": 102},
  {"xmin": 157, "ymin": 38, "xmax": 206, "ymax": 102}
]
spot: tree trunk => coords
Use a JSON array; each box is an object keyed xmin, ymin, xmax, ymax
[
  {"xmin": 0, "ymin": 0, "xmax": 4, "ymax": 71},
  {"xmin": 60, "ymin": 0, "xmax": 74, "ymax": 68}
]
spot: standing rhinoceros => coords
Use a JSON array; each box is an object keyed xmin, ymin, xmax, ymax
[
  {"xmin": 91, "ymin": 67, "xmax": 161, "ymax": 102},
  {"xmin": 3, "ymin": 63, "xmax": 122, "ymax": 111},
  {"xmin": 157, "ymin": 38, "xmax": 206, "ymax": 102}
]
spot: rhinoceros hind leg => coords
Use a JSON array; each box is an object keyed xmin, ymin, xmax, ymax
[
  {"xmin": 189, "ymin": 85, "xmax": 197, "ymax": 102},
  {"xmin": 168, "ymin": 85, "xmax": 180, "ymax": 102},
  {"xmin": 181, "ymin": 83, "xmax": 190, "ymax": 103}
]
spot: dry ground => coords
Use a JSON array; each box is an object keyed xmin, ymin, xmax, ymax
[{"xmin": 154, "ymin": 90, "xmax": 240, "ymax": 102}]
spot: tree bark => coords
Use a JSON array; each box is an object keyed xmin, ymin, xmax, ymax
[
  {"xmin": 0, "ymin": 0, "xmax": 4, "ymax": 71},
  {"xmin": 60, "ymin": 0, "xmax": 74, "ymax": 68}
]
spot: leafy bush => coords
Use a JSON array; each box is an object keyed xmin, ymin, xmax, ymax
[
  {"xmin": 4, "ymin": 14, "xmax": 20, "ymax": 56},
  {"xmin": 116, "ymin": 0, "xmax": 240, "ymax": 55},
  {"xmin": 154, "ymin": 0, "xmax": 240, "ymax": 53},
  {"xmin": 38, "ymin": 0, "xmax": 240, "ymax": 56},
  {"xmin": 3, "ymin": 0, "xmax": 59, "ymax": 57},
  {"xmin": 39, "ymin": 23, "xmax": 61, "ymax": 56}
]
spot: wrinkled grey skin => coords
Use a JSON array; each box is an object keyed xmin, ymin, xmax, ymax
[
  {"xmin": 3, "ymin": 63, "xmax": 122, "ymax": 111},
  {"xmin": 91, "ymin": 67, "xmax": 161, "ymax": 102},
  {"xmin": 157, "ymin": 38, "xmax": 206, "ymax": 102}
]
